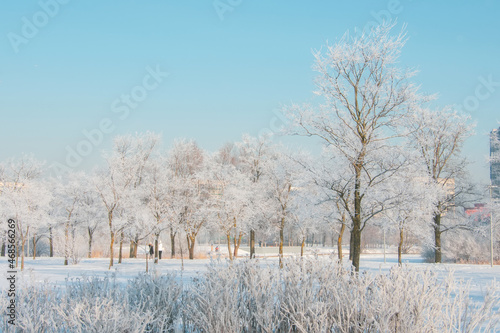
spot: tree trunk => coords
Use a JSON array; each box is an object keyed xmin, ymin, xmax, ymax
[
  {"xmin": 352, "ymin": 164, "xmax": 363, "ymax": 272},
  {"xmin": 88, "ymin": 228, "xmax": 94, "ymax": 258},
  {"xmin": 170, "ymin": 228, "xmax": 176, "ymax": 258},
  {"xmin": 129, "ymin": 240, "xmax": 135, "ymax": 258},
  {"xmin": 249, "ymin": 229, "xmax": 255, "ymax": 259},
  {"xmin": 233, "ymin": 231, "xmax": 243, "ymax": 258},
  {"xmin": 109, "ymin": 231, "xmax": 115, "ymax": 269},
  {"xmin": 434, "ymin": 213, "xmax": 442, "ymax": 263},
  {"xmin": 338, "ymin": 222, "xmax": 346, "ymax": 262},
  {"xmin": 32, "ymin": 233, "xmax": 37, "ymax": 260},
  {"xmin": 1, "ymin": 239, "xmax": 5, "ymax": 256},
  {"xmin": 349, "ymin": 231, "xmax": 354, "ymax": 261},
  {"xmin": 71, "ymin": 228, "xmax": 76, "ymax": 262},
  {"xmin": 154, "ymin": 235, "xmax": 159, "ymax": 264},
  {"xmin": 21, "ymin": 226, "xmax": 28, "ymax": 271},
  {"xmin": 49, "ymin": 226, "xmax": 54, "ymax": 257},
  {"xmin": 301, "ymin": 237, "xmax": 305, "ymax": 257},
  {"xmin": 180, "ymin": 238, "xmax": 184, "ymax": 270},
  {"xmin": 118, "ymin": 231, "xmax": 124, "ymax": 264},
  {"xmin": 398, "ymin": 227, "xmax": 404, "ymax": 266},
  {"xmin": 64, "ymin": 220, "xmax": 69, "ymax": 266},
  {"xmin": 108, "ymin": 212, "xmax": 114, "ymax": 269},
  {"xmin": 227, "ymin": 233, "xmax": 233, "ymax": 261},
  {"xmin": 129, "ymin": 234, "xmax": 139, "ymax": 259},
  {"xmin": 187, "ymin": 235, "xmax": 195, "ymax": 260},
  {"xmin": 279, "ymin": 216, "xmax": 285, "ymax": 268},
  {"xmin": 21, "ymin": 237, "xmax": 26, "ymax": 271},
  {"xmin": 133, "ymin": 237, "xmax": 138, "ymax": 258}
]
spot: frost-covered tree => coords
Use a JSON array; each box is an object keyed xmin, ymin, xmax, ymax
[
  {"xmin": 236, "ymin": 134, "xmax": 274, "ymax": 259},
  {"xmin": 0, "ymin": 155, "xmax": 51, "ymax": 270},
  {"xmin": 167, "ymin": 139, "xmax": 207, "ymax": 259},
  {"xmin": 265, "ymin": 151, "xmax": 303, "ymax": 267},
  {"xmin": 288, "ymin": 185, "xmax": 321, "ymax": 257},
  {"xmin": 491, "ymin": 199, "xmax": 500, "ymax": 263},
  {"xmin": 74, "ymin": 176, "xmax": 105, "ymax": 259},
  {"xmin": 296, "ymin": 149, "xmax": 354, "ymax": 261},
  {"xmin": 94, "ymin": 133, "xmax": 159, "ymax": 269},
  {"xmin": 208, "ymin": 147, "xmax": 252, "ymax": 260},
  {"xmin": 51, "ymin": 172, "xmax": 90, "ymax": 265},
  {"xmin": 406, "ymin": 107, "xmax": 474, "ymax": 263},
  {"xmin": 378, "ymin": 159, "xmax": 438, "ymax": 264},
  {"xmin": 142, "ymin": 155, "xmax": 174, "ymax": 263},
  {"xmin": 283, "ymin": 23, "xmax": 422, "ymax": 271}
]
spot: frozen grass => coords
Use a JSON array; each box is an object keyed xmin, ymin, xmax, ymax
[{"xmin": 1, "ymin": 254, "xmax": 499, "ymax": 332}]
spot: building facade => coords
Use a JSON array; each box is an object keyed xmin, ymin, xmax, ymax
[{"xmin": 491, "ymin": 127, "xmax": 500, "ymax": 200}]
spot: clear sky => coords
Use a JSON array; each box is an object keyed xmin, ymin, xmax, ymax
[{"xmin": 1, "ymin": 0, "xmax": 499, "ymax": 183}]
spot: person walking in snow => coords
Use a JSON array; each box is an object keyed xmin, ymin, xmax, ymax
[{"xmin": 158, "ymin": 241, "xmax": 163, "ymax": 260}]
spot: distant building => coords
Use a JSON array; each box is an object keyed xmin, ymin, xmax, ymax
[
  {"xmin": 491, "ymin": 127, "xmax": 500, "ymax": 199},
  {"xmin": 439, "ymin": 177, "xmax": 455, "ymax": 199},
  {"xmin": 465, "ymin": 203, "xmax": 490, "ymax": 224},
  {"xmin": 465, "ymin": 203, "xmax": 487, "ymax": 215}
]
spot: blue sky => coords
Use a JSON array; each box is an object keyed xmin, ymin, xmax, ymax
[{"xmin": 1, "ymin": 0, "xmax": 499, "ymax": 183}]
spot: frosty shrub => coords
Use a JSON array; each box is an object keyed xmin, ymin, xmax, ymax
[
  {"xmin": 127, "ymin": 272, "xmax": 183, "ymax": 332},
  {"xmin": 183, "ymin": 258, "xmax": 500, "ymax": 333},
  {"xmin": 182, "ymin": 259, "xmax": 283, "ymax": 332},
  {"xmin": 421, "ymin": 245, "xmax": 436, "ymax": 263},
  {"xmin": 0, "ymin": 273, "xmax": 181, "ymax": 333},
  {"xmin": 441, "ymin": 229, "xmax": 493, "ymax": 264},
  {"xmin": 423, "ymin": 227, "xmax": 497, "ymax": 264},
  {"xmin": 1, "ymin": 258, "xmax": 499, "ymax": 332}
]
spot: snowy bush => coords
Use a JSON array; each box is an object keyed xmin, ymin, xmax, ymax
[
  {"xmin": 182, "ymin": 259, "xmax": 283, "ymax": 332},
  {"xmin": 422, "ymin": 225, "xmax": 497, "ymax": 264},
  {"xmin": 183, "ymin": 258, "xmax": 500, "ymax": 333},
  {"xmin": 0, "ymin": 273, "xmax": 181, "ymax": 333},
  {"xmin": 127, "ymin": 272, "xmax": 182, "ymax": 332},
  {"xmin": 1, "ymin": 258, "xmax": 499, "ymax": 332}
]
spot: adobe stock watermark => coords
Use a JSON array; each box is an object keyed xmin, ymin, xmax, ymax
[
  {"xmin": 6, "ymin": 218, "xmax": 17, "ymax": 326},
  {"xmin": 50, "ymin": 65, "xmax": 169, "ymax": 176},
  {"xmin": 258, "ymin": 109, "xmax": 290, "ymax": 141},
  {"xmin": 351, "ymin": 0, "xmax": 414, "ymax": 36},
  {"xmin": 7, "ymin": 0, "xmax": 70, "ymax": 54},
  {"xmin": 457, "ymin": 75, "xmax": 499, "ymax": 113},
  {"xmin": 213, "ymin": 0, "xmax": 243, "ymax": 21}
]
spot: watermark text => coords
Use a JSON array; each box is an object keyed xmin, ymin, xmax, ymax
[{"xmin": 6, "ymin": 219, "xmax": 17, "ymax": 326}]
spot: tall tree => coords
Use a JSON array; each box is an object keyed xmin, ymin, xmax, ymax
[
  {"xmin": 284, "ymin": 23, "xmax": 421, "ymax": 271},
  {"xmin": 209, "ymin": 149, "xmax": 251, "ymax": 260},
  {"xmin": 236, "ymin": 134, "xmax": 273, "ymax": 259},
  {"xmin": 378, "ymin": 159, "xmax": 437, "ymax": 265},
  {"xmin": 168, "ymin": 139, "xmax": 206, "ymax": 259},
  {"xmin": 406, "ymin": 107, "xmax": 474, "ymax": 263},
  {"xmin": 0, "ymin": 155, "xmax": 51, "ymax": 270},
  {"xmin": 74, "ymin": 176, "xmax": 105, "ymax": 259},
  {"xmin": 94, "ymin": 133, "xmax": 159, "ymax": 269},
  {"xmin": 265, "ymin": 151, "xmax": 302, "ymax": 268},
  {"xmin": 52, "ymin": 172, "xmax": 86, "ymax": 266},
  {"xmin": 296, "ymin": 150, "xmax": 354, "ymax": 262},
  {"xmin": 142, "ymin": 155, "xmax": 174, "ymax": 263}
]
